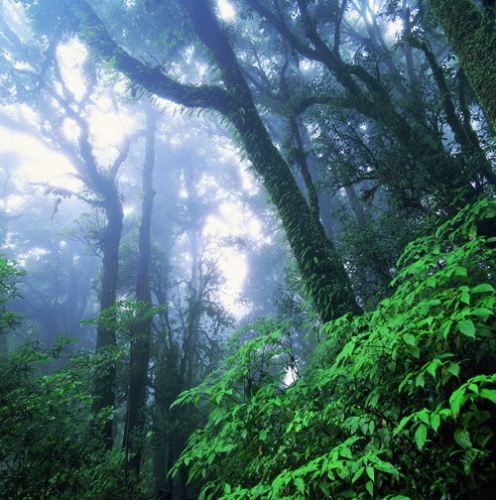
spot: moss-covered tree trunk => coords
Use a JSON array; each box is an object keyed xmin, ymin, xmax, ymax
[
  {"xmin": 68, "ymin": 0, "xmax": 360, "ymax": 322},
  {"xmin": 185, "ymin": 0, "xmax": 360, "ymax": 322},
  {"xmin": 429, "ymin": 0, "xmax": 496, "ymax": 132}
]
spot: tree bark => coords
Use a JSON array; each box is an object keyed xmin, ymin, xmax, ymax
[
  {"xmin": 428, "ymin": 0, "xmax": 496, "ymax": 132},
  {"xmin": 184, "ymin": 0, "xmax": 360, "ymax": 321},
  {"xmin": 92, "ymin": 181, "xmax": 124, "ymax": 445},
  {"xmin": 68, "ymin": 0, "xmax": 360, "ymax": 322},
  {"xmin": 123, "ymin": 108, "xmax": 157, "ymax": 475}
]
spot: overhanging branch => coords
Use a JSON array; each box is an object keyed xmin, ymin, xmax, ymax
[{"xmin": 68, "ymin": 0, "xmax": 232, "ymax": 113}]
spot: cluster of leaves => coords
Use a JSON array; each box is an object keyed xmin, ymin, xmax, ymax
[
  {"xmin": 171, "ymin": 198, "xmax": 496, "ymax": 499},
  {"xmin": 0, "ymin": 343, "xmax": 134, "ymax": 499},
  {"xmin": 336, "ymin": 204, "xmax": 426, "ymax": 308},
  {"xmin": 0, "ymin": 256, "xmax": 24, "ymax": 335}
]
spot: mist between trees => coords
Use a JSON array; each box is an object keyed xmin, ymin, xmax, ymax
[{"xmin": 0, "ymin": 1, "xmax": 495, "ymax": 499}]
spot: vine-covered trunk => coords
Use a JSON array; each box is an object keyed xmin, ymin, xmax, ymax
[
  {"xmin": 67, "ymin": 0, "xmax": 359, "ymax": 322},
  {"xmin": 186, "ymin": 0, "xmax": 360, "ymax": 321},
  {"xmin": 429, "ymin": 0, "xmax": 496, "ymax": 132}
]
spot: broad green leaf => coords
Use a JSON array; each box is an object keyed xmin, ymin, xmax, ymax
[
  {"xmin": 394, "ymin": 415, "xmax": 412, "ymax": 435},
  {"xmin": 446, "ymin": 362, "xmax": 460, "ymax": 378},
  {"xmin": 457, "ymin": 320, "xmax": 475, "ymax": 339},
  {"xmin": 471, "ymin": 308, "xmax": 493, "ymax": 321},
  {"xmin": 366, "ymin": 480, "xmax": 374, "ymax": 496},
  {"xmin": 426, "ymin": 359, "xmax": 442, "ymax": 377},
  {"xmin": 430, "ymin": 413, "xmax": 441, "ymax": 432},
  {"xmin": 449, "ymin": 388, "xmax": 467, "ymax": 418},
  {"xmin": 294, "ymin": 477, "xmax": 305, "ymax": 494},
  {"xmin": 468, "ymin": 384, "xmax": 479, "ymax": 395},
  {"xmin": 415, "ymin": 372, "xmax": 425, "ymax": 388},
  {"xmin": 417, "ymin": 408, "xmax": 430, "ymax": 424},
  {"xmin": 402, "ymin": 334, "xmax": 417, "ymax": 347},
  {"xmin": 374, "ymin": 461, "xmax": 397, "ymax": 475},
  {"xmin": 351, "ymin": 466, "xmax": 365, "ymax": 484},
  {"xmin": 471, "ymin": 283, "xmax": 495, "ymax": 294},
  {"xmin": 454, "ymin": 428, "xmax": 472, "ymax": 449},
  {"xmin": 453, "ymin": 266, "xmax": 467, "ymax": 277},
  {"xmin": 479, "ymin": 389, "xmax": 496, "ymax": 404},
  {"xmin": 459, "ymin": 289, "xmax": 470, "ymax": 305},
  {"xmin": 366, "ymin": 466, "xmax": 375, "ymax": 482},
  {"xmin": 415, "ymin": 424, "xmax": 427, "ymax": 449}
]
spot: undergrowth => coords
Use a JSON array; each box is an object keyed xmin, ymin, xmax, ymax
[{"xmin": 172, "ymin": 198, "xmax": 496, "ymax": 499}]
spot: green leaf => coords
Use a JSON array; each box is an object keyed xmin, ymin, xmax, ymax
[
  {"xmin": 366, "ymin": 466, "xmax": 375, "ymax": 482},
  {"xmin": 319, "ymin": 482, "xmax": 331, "ymax": 496},
  {"xmin": 416, "ymin": 409, "xmax": 430, "ymax": 425},
  {"xmin": 457, "ymin": 320, "xmax": 475, "ymax": 339},
  {"xmin": 454, "ymin": 428, "xmax": 472, "ymax": 449},
  {"xmin": 471, "ymin": 308, "xmax": 493, "ymax": 321},
  {"xmin": 479, "ymin": 389, "xmax": 496, "ymax": 404},
  {"xmin": 366, "ymin": 480, "xmax": 374, "ymax": 497},
  {"xmin": 441, "ymin": 320, "xmax": 453, "ymax": 339},
  {"xmin": 374, "ymin": 461, "xmax": 397, "ymax": 475},
  {"xmin": 294, "ymin": 477, "xmax": 305, "ymax": 494},
  {"xmin": 351, "ymin": 466, "xmax": 364, "ymax": 484},
  {"xmin": 471, "ymin": 283, "xmax": 495, "ymax": 294},
  {"xmin": 430, "ymin": 413, "xmax": 441, "ymax": 432},
  {"xmin": 394, "ymin": 415, "xmax": 412, "ymax": 435},
  {"xmin": 446, "ymin": 362, "xmax": 460, "ymax": 378},
  {"xmin": 426, "ymin": 359, "xmax": 442, "ymax": 377},
  {"xmin": 468, "ymin": 384, "xmax": 479, "ymax": 395},
  {"xmin": 415, "ymin": 372, "xmax": 425, "ymax": 388},
  {"xmin": 402, "ymin": 334, "xmax": 417, "ymax": 347},
  {"xmin": 414, "ymin": 424, "xmax": 427, "ymax": 449},
  {"xmin": 449, "ymin": 388, "xmax": 467, "ymax": 418}
]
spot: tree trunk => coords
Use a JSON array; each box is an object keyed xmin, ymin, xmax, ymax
[
  {"xmin": 93, "ymin": 190, "xmax": 124, "ymax": 445},
  {"xmin": 67, "ymin": 0, "xmax": 360, "ymax": 321},
  {"xmin": 186, "ymin": 0, "xmax": 360, "ymax": 321},
  {"xmin": 428, "ymin": 0, "xmax": 496, "ymax": 132},
  {"xmin": 123, "ymin": 108, "xmax": 157, "ymax": 474}
]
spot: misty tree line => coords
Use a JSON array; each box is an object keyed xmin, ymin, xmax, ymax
[{"xmin": 0, "ymin": 0, "xmax": 495, "ymax": 499}]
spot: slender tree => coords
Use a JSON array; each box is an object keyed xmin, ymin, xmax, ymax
[{"xmin": 123, "ymin": 106, "xmax": 158, "ymax": 475}]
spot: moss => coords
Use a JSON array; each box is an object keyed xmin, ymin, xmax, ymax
[{"xmin": 429, "ymin": 0, "xmax": 496, "ymax": 132}]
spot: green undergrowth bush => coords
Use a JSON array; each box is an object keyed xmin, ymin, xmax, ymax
[
  {"xmin": 0, "ymin": 343, "xmax": 132, "ymax": 499},
  {"xmin": 172, "ymin": 198, "xmax": 496, "ymax": 499},
  {"xmin": 0, "ymin": 256, "xmax": 133, "ymax": 499}
]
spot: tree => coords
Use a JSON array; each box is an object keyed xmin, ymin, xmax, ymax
[
  {"xmin": 253, "ymin": 1, "xmax": 493, "ymax": 195},
  {"xmin": 53, "ymin": 0, "xmax": 360, "ymax": 322},
  {"xmin": 123, "ymin": 106, "xmax": 158, "ymax": 476},
  {"xmin": 428, "ymin": 0, "xmax": 496, "ymax": 131}
]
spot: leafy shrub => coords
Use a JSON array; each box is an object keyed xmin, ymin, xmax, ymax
[
  {"xmin": 0, "ymin": 258, "xmax": 133, "ymax": 499},
  {"xmin": 0, "ymin": 344, "xmax": 133, "ymax": 499},
  {"xmin": 172, "ymin": 198, "xmax": 496, "ymax": 499}
]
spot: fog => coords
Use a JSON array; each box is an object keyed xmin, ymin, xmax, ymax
[{"xmin": 1, "ymin": 0, "xmax": 495, "ymax": 498}]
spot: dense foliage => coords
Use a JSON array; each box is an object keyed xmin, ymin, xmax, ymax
[
  {"xmin": 0, "ymin": 345, "xmax": 131, "ymax": 499},
  {"xmin": 172, "ymin": 198, "xmax": 496, "ymax": 499},
  {"xmin": 1, "ymin": 0, "xmax": 495, "ymax": 497},
  {"xmin": 0, "ymin": 262, "xmax": 132, "ymax": 498}
]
